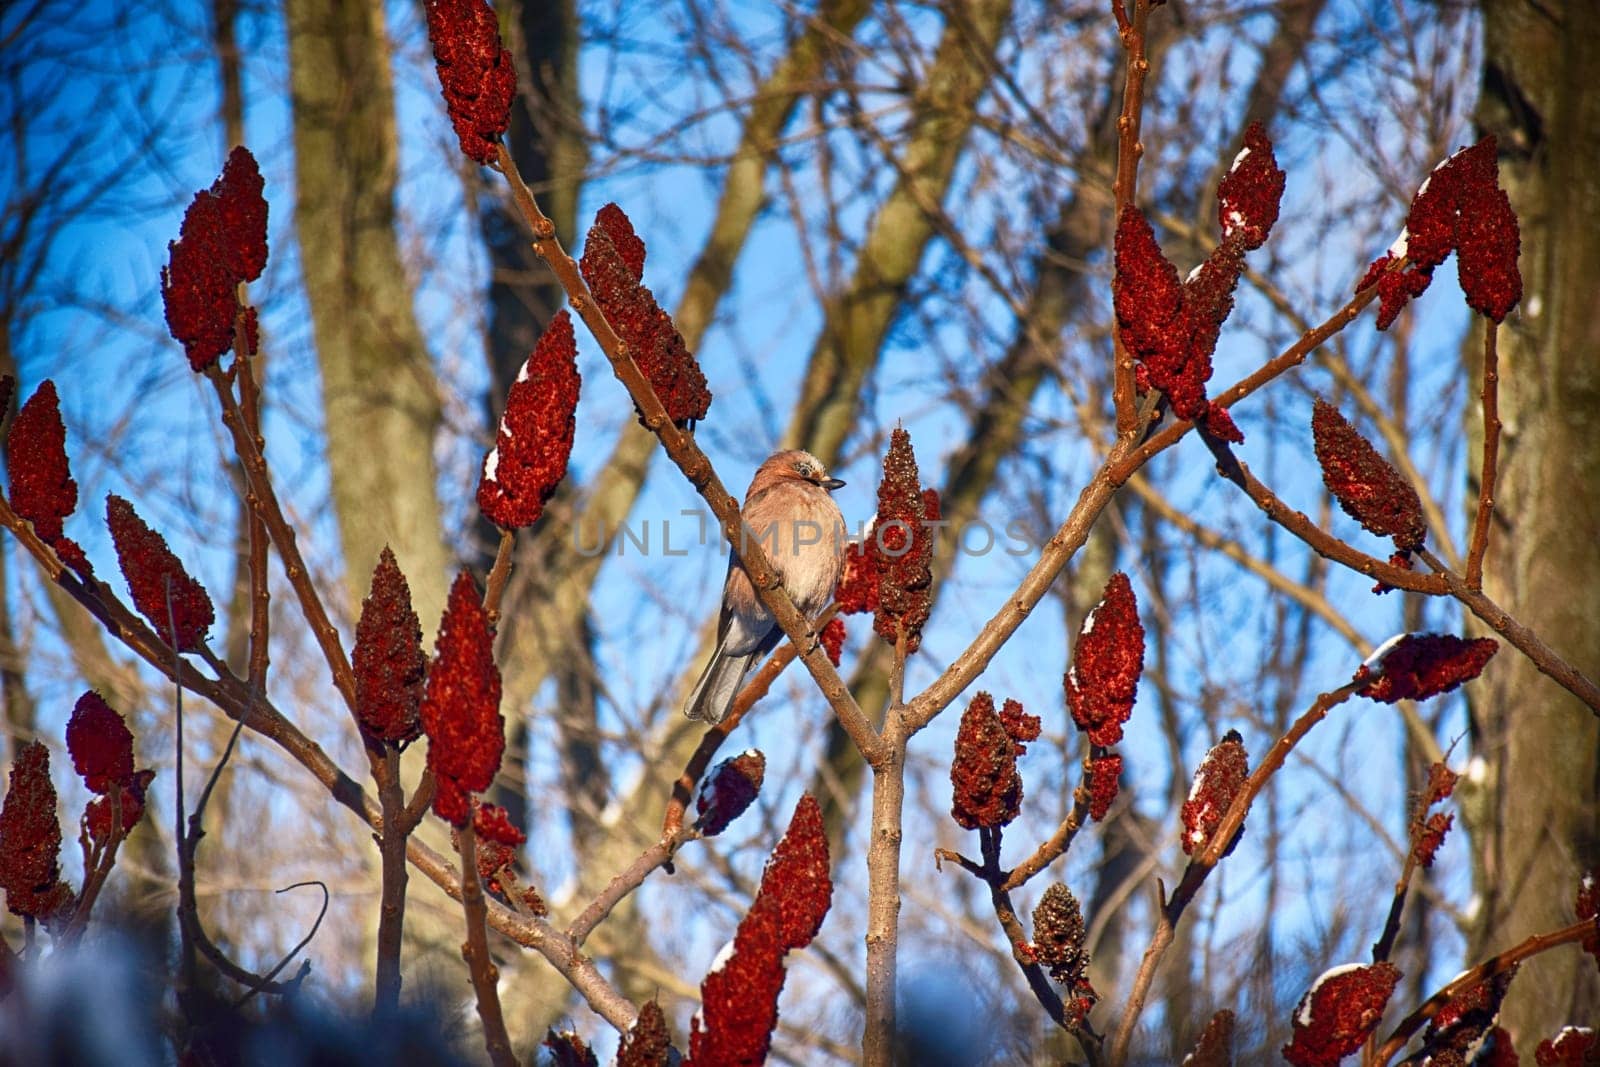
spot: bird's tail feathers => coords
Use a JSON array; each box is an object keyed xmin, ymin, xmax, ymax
[{"xmin": 684, "ymin": 644, "xmax": 760, "ymax": 725}]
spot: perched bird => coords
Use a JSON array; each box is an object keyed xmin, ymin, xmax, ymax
[{"xmin": 684, "ymin": 449, "xmax": 847, "ymax": 724}]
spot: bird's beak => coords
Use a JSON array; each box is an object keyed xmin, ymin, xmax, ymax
[{"xmin": 821, "ymin": 477, "xmax": 846, "ymax": 491}]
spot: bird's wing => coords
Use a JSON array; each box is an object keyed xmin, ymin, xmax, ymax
[{"xmin": 718, "ymin": 550, "xmax": 778, "ymax": 657}]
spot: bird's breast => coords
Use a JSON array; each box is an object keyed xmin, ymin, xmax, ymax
[{"xmin": 741, "ymin": 490, "xmax": 846, "ymax": 618}]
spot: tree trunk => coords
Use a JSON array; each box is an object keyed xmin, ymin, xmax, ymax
[
  {"xmin": 284, "ymin": 0, "xmax": 449, "ymax": 632},
  {"xmin": 1467, "ymin": 0, "xmax": 1600, "ymax": 1046}
]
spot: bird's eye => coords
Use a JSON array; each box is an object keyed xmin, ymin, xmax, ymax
[{"xmin": 795, "ymin": 463, "xmax": 813, "ymax": 477}]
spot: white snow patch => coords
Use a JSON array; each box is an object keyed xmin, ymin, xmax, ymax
[
  {"xmin": 1229, "ymin": 145, "xmax": 1252, "ymax": 173},
  {"xmin": 516, "ymin": 359, "xmax": 531, "ymax": 384},
  {"xmin": 1388, "ymin": 230, "xmax": 1410, "ymax": 258},
  {"xmin": 1417, "ymin": 175, "xmax": 1433, "ymax": 198},
  {"xmin": 482, "ymin": 448, "xmax": 500, "ymax": 482},
  {"xmin": 1297, "ymin": 963, "xmax": 1366, "ymax": 1027},
  {"xmin": 1363, "ymin": 633, "xmax": 1409, "ymax": 670},
  {"xmin": 1224, "ymin": 209, "xmax": 1247, "ymax": 234},
  {"xmin": 1466, "ymin": 755, "xmax": 1488, "ymax": 785},
  {"xmin": 707, "ymin": 937, "xmax": 737, "ymax": 976},
  {"xmin": 1068, "ymin": 664, "xmax": 1080, "ymax": 689},
  {"xmin": 1186, "ymin": 766, "xmax": 1210, "ymax": 805},
  {"xmin": 1186, "ymin": 262, "xmax": 1206, "ymax": 284},
  {"xmin": 1081, "ymin": 606, "xmax": 1100, "ymax": 637}
]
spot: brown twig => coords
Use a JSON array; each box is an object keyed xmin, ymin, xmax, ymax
[
  {"xmin": 489, "ymin": 141, "xmax": 884, "ymax": 767},
  {"xmin": 1168, "ymin": 336, "xmax": 1600, "ymax": 717},
  {"xmin": 1130, "ymin": 286, "xmax": 1378, "ymax": 466},
  {"xmin": 373, "ymin": 747, "xmax": 408, "ymax": 1016},
  {"xmin": 399, "ymin": 768, "xmax": 436, "ymax": 835},
  {"xmin": 1002, "ymin": 744, "xmax": 1096, "ymax": 891},
  {"xmin": 58, "ymin": 787, "xmax": 125, "ymax": 944},
  {"xmin": 1371, "ymin": 754, "xmax": 1458, "ymax": 967},
  {"xmin": 936, "ymin": 828, "xmax": 1104, "ymax": 1063},
  {"xmin": 1110, "ymin": 0, "xmax": 1155, "ymax": 435},
  {"xmin": 456, "ymin": 819, "xmax": 518, "ymax": 1067},
  {"xmin": 1372, "ymin": 839, "xmax": 1424, "ymax": 969},
  {"xmin": 172, "ymin": 576, "xmax": 197, "ymax": 993},
  {"xmin": 201, "ymin": 364, "xmax": 369, "ymax": 746},
  {"xmin": 1109, "ymin": 681, "xmax": 1363, "ymax": 1065},
  {"xmin": 1204, "ymin": 443, "xmax": 1448, "ymax": 595},
  {"xmin": 932, "ymin": 846, "xmax": 985, "ymax": 878},
  {"xmin": 1419, "ymin": 549, "xmax": 1600, "ymax": 715},
  {"xmin": 482, "ymin": 528, "xmax": 515, "ymax": 627},
  {"xmin": 1370, "ymin": 918, "xmax": 1599, "ymax": 1065},
  {"xmin": 233, "ymin": 881, "xmax": 326, "ymax": 1006},
  {"xmin": 862, "ymin": 627, "xmax": 913, "ymax": 1066},
  {"xmin": 903, "ymin": 461, "xmax": 1127, "ymax": 731},
  {"xmin": 176, "ymin": 674, "xmax": 308, "ymax": 999},
  {"xmin": 568, "ymin": 824, "xmax": 702, "ymax": 947},
  {"xmin": 1465, "ymin": 322, "xmax": 1500, "ymax": 590},
  {"xmin": 862, "ymin": 731, "xmax": 907, "ymax": 1067},
  {"xmin": 661, "ymin": 623, "xmax": 812, "ymax": 835},
  {"xmin": 232, "ymin": 316, "xmax": 271, "ymax": 687},
  {"xmin": 1371, "ymin": 875, "xmax": 1412, "ymax": 970}
]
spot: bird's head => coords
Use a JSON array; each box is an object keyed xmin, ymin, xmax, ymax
[{"xmin": 757, "ymin": 449, "xmax": 846, "ymax": 492}]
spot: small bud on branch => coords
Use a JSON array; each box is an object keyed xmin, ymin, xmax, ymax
[
  {"xmin": 1284, "ymin": 961, "xmax": 1402, "ymax": 1067},
  {"xmin": 950, "ymin": 692, "xmax": 1028, "ymax": 831},
  {"xmin": 618, "ymin": 1000, "xmax": 671, "ymax": 1067},
  {"xmin": 421, "ymin": 571, "xmax": 506, "ymax": 827},
  {"xmin": 1181, "ymin": 730, "xmax": 1248, "ymax": 857},
  {"xmin": 423, "ymin": 0, "xmax": 516, "ymax": 165},
  {"xmin": 697, "ymin": 750, "xmax": 765, "ymax": 837},
  {"xmin": 688, "ymin": 795, "xmax": 832, "ymax": 1066},
  {"xmin": 543, "ymin": 1029, "xmax": 599, "ymax": 1067},
  {"xmin": 161, "ymin": 146, "xmax": 268, "ymax": 370},
  {"xmin": 1355, "ymin": 634, "xmax": 1498, "ymax": 703},
  {"xmin": 1311, "ymin": 399, "xmax": 1427, "ymax": 553},
  {"xmin": 818, "ymin": 616, "xmax": 846, "ymax": 666},
  {"xmin": 353, "ymin": 548, "xmax": 427, "ymax": 745},
  {"xmin": 0, "ymin": 743, "xmax": 74, "ymax": 921},
  {"xmin": 1031, "ymin": 883, "xmax": 1096, "ymax": 1026},
  {"xmin": 1578, "ymin": 867, "xmax": 1599, "ymax": 976},
  {"xmin": 7, "ymin": 381, "xmax": 90, "ymax": 573},
  {"xmin": 579, "ymin": 204, "xmax": 711, "ymax": 428},
  {"xmin": 1087, "ymin": 754, "xmax": 1122, "ymax": 822},
  {"xmin": 107, "ymin": 494, "xmax": 216, "ymax": 652},
  {"xmin": 1065, "ymin": 573, "xmax": 1145, "ymax": 747},
  {"xmin": 478, "ymin": 310, "xmax": 581, "ymax": 530}
]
